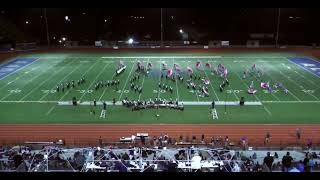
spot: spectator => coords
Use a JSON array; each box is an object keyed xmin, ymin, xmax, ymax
[
  {"xmin": 264, "ymin": 132, "xmax": 271, "ymax": 145},
  {"xmin": 296, "ymin": 160, "xmax": 304, "ymax": 172},
  {"xmin": 282, "ymin": 152, "xmax": 293, "ymax": 172},
  {"xmin": 263, "ymin": 152, "xmax": 274, "ymax": 171},
  {"xmin": 224, "ymin": 136, "xmax": 229, "ymax": 147},
  {"xmin": 179, "ymin": 135, "xmax": 183, "ymax": 142},
  {"xmin": 303, "ymin": 153, "xmax": 310, "ymax": 172},
  {"xmin": 307, "ymin": 139, "xmax": 312, "ymax": 149},
  {"xmin": 201, "ymin": 134, "xmax": 205, "ymax": 144},
  {"xmin": 296, "ymin": 128, "xmax": 301, "ymax": 142},
  {"xmin": 308, "ymin": 157, "xmax": 315, "ymax": 172},
  {"xmin": 252, "ymin": 152, "xmax": 257, "ymax": 159},
  {"xmin": 274, "ymin": 152, "xmax": 279, "ymax": 159}
]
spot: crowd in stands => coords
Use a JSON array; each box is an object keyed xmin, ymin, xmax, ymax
[{"xmin": 0, "ymin": 133, "xmax": 320, "ymax": 172}]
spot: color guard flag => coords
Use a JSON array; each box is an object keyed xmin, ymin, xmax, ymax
[
  {"xmin": 167, "ymin": 69, "xmax": 173, "ymax": 77},
  {"xmin": 187, "ymin": 66, "xmax": 193, "ymax": 74},
  {"xmin": 223, "ymin": 68, "xmax": 228, "ymax": 78},
  {"xmin": 204, "ymin": 79, "xmax": 210, "ymax": 85},
  {"xmin": 174, "ymin": 63, "xmax": 181, "ymax": 72},
  {"xmin": 196, "ymin": 61, "xmax": 201, "ymax": 69}
]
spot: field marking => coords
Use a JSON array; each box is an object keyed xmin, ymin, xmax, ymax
[
  {"xmin": 277, "ymin": 69, "xmax": 315, "ymax": 101},
  {"xmin": 288, "ymin": 56, "xmax": 320, "ymax": 78},
  {"xmin": 0, "ymin": 66, "xmax": 40, "ymax": 91},
  {"xmin": 284, "ymin": 62, "xmax": 319, "ymax": 86},
  {"xmin": 260, "ymin": 60, "xmax": 303, "ymax": 102},
  {"xmin": 101, "ymin": 56, "xmax": 288, "ymax": 59},
  {"xmin": 46, "ymin": 59, "xmax": 100, "ymax": 115},
  {"xmin": 0, "ymin": 58, "xmax": 41, "ymax": 81},
  {"xmin": 0, "ymin": 60, "xmax": 58, "ymax": 101},
  {"xmin": 118, "ymin": 60, "xmax": 136, "ymax": 101},
  {"xmin": 138, "ymin": 59, "xmax": 149, "ymax": 101},
  {"xmin": 19, "ymin": 60, "xmax": 75, "ymax": 101},
  {"xmin": 243, "ymin": 63, "xmax": 281, "ymax": 101},
  {"xmin": 232, "ymin": 64, "xmax": 272, "ymax": 116},
  {"xmin": 262, "ymin": 100, "xmax": 320, "ymax": 104},
  {"xmin": 38, "ymin": 60, "xmax": 80, "ymax": 101},
  {"xmin": 172, "ymin": 58, "xmax": 180, "ymax": 101},
  {"xmin": 102, "ymin": 56, "xmax": 222, "ymax": 59},
  {"xmin": 79, "ymin": 61, "xmax": 111, "ymax": 101},
  {"xmin": 1, "ymin": 100, "xmax": 320, "ymax": 104},
  {"xmin": 98, "ymin": 59, "xmax": 118, "ymax": 101},
  {"xmin": 201, "ymin": 59, "xmax": 220, "ymax": 101}
]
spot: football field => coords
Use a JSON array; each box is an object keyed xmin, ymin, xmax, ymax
[{"xmin": 0, "ymin": 52, "xmax": 320, "ymax": 124}]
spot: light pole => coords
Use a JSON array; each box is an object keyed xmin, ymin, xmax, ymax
[
  {"xmin": 44, "ymin": 8, "xmax": 50, "ymax": 47},
  {"xmin": 275, "ymin": 8, "xmax": 281, "ymax": 48},
  {"xmin": 161, "ymin": 8, "xmax": 163, "ymax": 47}
]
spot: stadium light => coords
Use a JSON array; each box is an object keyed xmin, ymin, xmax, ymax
[
  {"xmin": 179, "ymin": 29, "xmax": 183, "ymax": 34},
  {"xmin": 65, "ymin": 16, "xmax": 69, "ymax": 21},
  {"xmin": 59, "ymin": 40, "xmax": 62, "ymax": 43},
  {"xmin": 104, "ymin": 19, "xmax": 107, "ymax": 22},
  {"xmin": 25, "ymin": 21, "xmax": 29, "ymax": 24},
  {"xmin": 62, "ymin": 37, "xmax": 66, "ymax": 41},
  {"xmin": 128, "ymin": 38, "xmax": 134, "ymax": 44}
]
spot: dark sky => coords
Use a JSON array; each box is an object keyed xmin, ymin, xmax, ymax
[{"xmin": 0, "ymin": 8, "xmax": 319, "ymax": 44}]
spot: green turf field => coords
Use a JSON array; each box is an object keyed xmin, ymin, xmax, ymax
[{"xmin": 0, "ymin": 52, "xmax": 319, "ymax": 124}]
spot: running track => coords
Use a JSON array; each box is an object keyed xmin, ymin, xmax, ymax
[{"xmin": 0, "ymin": 124, "xmax": 319, "ymax": 147}]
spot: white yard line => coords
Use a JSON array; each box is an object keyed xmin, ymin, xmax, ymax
[
  {"xmin": 256, "ymin": 59, "xmax": 302, "ymax": 102},
  {"xmin": 101, "ymin": 56, "xmax": 286, "ymax": 59},
  {"xmin": 243, "ymin": 63, "xmax": 281, "ymax": 101},
  {"xmin": 0, "ymin": 60, "xmax": 58, "ymax": 101},
  {"xmin": 1, "ymin": 100, "xmax": 320, "ymax": 104},
  {"xmin": 79, "ymin": 62, "xmax": 110, "ymax": 101},
  {"xmin": 284, "ymin": 62, "xmax": 318, "ymax": 86},
  {"xmin": 0, "ymin": 67, "xmax": 40, "ymax": 91},
  {"xmin": 202, "ymin": 59, "xmax": 220, "ymax": 101},
  {"xmin": 118, "ymin": 60, "xmax": 136, "ymax": 101},
  {"xmin": 19, "ymin": 60, "xmax": 75, "ymax": 101},
  {"xmin": 98, "ymin": 61, "xmax": 117, "ymax": 101},
  {"xmin": 0, "ymin": 58, "xmax": 41, "ymax": 81},
  {"xmin": 276, "ymin": 70, "xmax": 308, "ymax": 101},
  {"xmin": 138, "ymin": 59, "xmax": 149, "ymax": 101},
  {"xmin": 38, "ymin": 60, "xmax": 79, "ymax": 101},
  {"xmin": 45, "ymin": 59, "xmax": 100, "ymax": 115},
  {"xmin": 172, "ymin": 58, "xmax": 180, "ymax": 101},
  {"xmin": 286, "ymin": 58, "xmax": 320, "ymax": 79}
]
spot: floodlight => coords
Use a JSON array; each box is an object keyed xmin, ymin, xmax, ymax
[
  {"xmin": 25, "ymin": 21, "xmax": 29, "ymax": 24},
  {"xmin": 62, "ymin": 37, "xmax": 66, "ymax": 41},
  {"xmin": 179, "ymin": 29, "xmax": 183, "ymax": 34},
  {"xmin": 59, "ymin": 40, "xmax": 62, "ymax": 43},
  {"xmin": 65, "ymin": 16, "xmax": 69, "ymax": 21},
  {"xmin": 128, "ymin": 38, "xmax": 134, "ymax": 44}
]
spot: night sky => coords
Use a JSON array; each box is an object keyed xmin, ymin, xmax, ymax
[{"xmin": 0, "ymin": 8, "xmax": 319, "ymax": 45}]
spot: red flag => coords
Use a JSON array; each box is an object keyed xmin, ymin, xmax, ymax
[
  {"xmin": 224, "ymin": 68, "xmax": 228, "ymax": 78},
  {"xmin": 167, "ymin": 69, "xmax": 173, "ymax": 77},
  {"xmin": 205, "ymin": 63, "xmax": 211, "ymax": 69}
]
